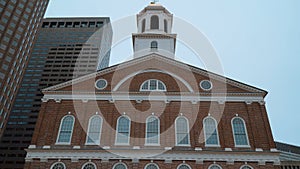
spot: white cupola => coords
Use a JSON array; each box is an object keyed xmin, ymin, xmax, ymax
[{"xmin": 132, "ymin": 2, "xmax": 177, "ymax": 58}]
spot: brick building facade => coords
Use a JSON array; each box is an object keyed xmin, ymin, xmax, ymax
[{"xmin": 24, "ymin": 3, "xmax": 280, "ymax": 169}]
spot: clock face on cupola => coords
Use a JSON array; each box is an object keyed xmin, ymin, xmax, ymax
[{"xmin": 132, "ymin": 1, "xmax": 177, "ymax": 58}]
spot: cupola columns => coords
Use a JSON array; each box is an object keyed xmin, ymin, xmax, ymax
[{"xmin": 133, "ymin": 3, "xmax": 177, "ymax": 58}]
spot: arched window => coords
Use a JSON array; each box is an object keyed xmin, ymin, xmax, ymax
[
  {"xmin": 232, "ymin": 117, "xmax": 249, "ymax": 146},
  {"xmin": 177, "ymin": 164, "xmax": 192, "ymax": 169},
  {"xmin": 113, "ymin": 163, "xmax": 127, "ymax": 169},
  {"xmin": 86, "ymin": 115, "xmax": 103, "ymax": 145},
  {"xmin": 142, "ymin": 19, "xmax": 146, "ymax": 32},
  {"xmin": 140, "ymin": 79, "xmax": 166, "ymax": 91},
  {"xmin": 208, "ymin": 164, "xmax": 222, "ymax": 169},
  {"xmin": 144, "ymin": 163, "xmax": 160, "ymax": 169},
  {"xmin": 51, "ymin": 162, "xmax": 66, "ymax": 169},
  {"xmin": 150, "ymin": 15, "xmax": 159, "ymax": 29},
  {"xmin": 175, "ymin": 116, "xmax": 190, "ymax": 146},
  {"xmin": 164, "ymin": 19, "xmax": 168, "ymax": 33},
  {"xmin": 82, "ymin": 162, "xmax": 97, "ymax": 169},
  {"xmin": 56, "ymin": 115, "xmax": 75, "ymax": 144},
  {"xmin": 145, "ymin": 116, "xmax": 160, "ymax": 145},
  {"xmin": 240, "ymin": 165, "xmax": 253, "ymax": 169},
  {"xmin": 115, "ymin": 116, "xmax": 131, "ymax": 145},
  {"xmin": 150, "ymin": 41, "xmax": 158, "ymax": 50},
  {"xmin": 203, "ymin": 117, "xmax": 219, "ymax": 146}
]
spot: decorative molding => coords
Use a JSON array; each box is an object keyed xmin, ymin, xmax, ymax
[
  {"xmin": 28, "ymin": 145, "xmax": 36, "ymax": 149},
  {"xmin": 25, "ymin": 149, "xmax": 280, "ymax": 165},
  {"xmin": 42, "ymin": 54, "xmax": 267, "ymax": 96},
  {"xmin": 225, "ymin": 148, "xmax": 232, "ymax": 151},
  {"xmin": 165, "ymin": 159, "xmax": 172, "ymax": 163},
  {"xmin": 195, "ymin": 147, "xmax": 202, "ymax": 151},
  {"xmin": 42, "ymin": 145, "xmax": 50, "ymax": 149},
  {"xmin": 226, "ymin": 159, "xmax": 234, "ymax": 165},
  {"xmin": 42, "ymin": 93, "xmax": 264, "ymax": 104}
]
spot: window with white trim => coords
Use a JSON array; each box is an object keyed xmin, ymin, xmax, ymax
[
  {"xmin": 56, "ymin": 115, "xmax": 75, "ymax": 144},
  {"xmin": 203, "ymin": 117, "xmax": 220, "ymax": 146},
  {"xmin": 51, "ymin": 162, "xmax": 66, "ymax": 169},
  {"xmin": 86, "ymin": 115, "xmax": 103, "ymax": 145},
  {"xmin": 145, "ymin": 163, "xmax": 160, "ymax": 169},
  {"xmin": 115, "ymin": 116, "xmax": 131, "ymax": 145},
  {"xmin": 240, "ymin": 165, "xmax": 253, "ymax": 169},
  {"xmin": 177, "ymin": 164, "xmax": 191, "ymax": 169},
  {"xmin": 113, "ymin": 163, "xmax": 127, "ymax": 169},
  {"xmin": 175, "ymin": 117, "xmax": 190, "ymax": 146},
  {"xmin": 150, "ymin": 41, "xmax": 158, "ymax": 50},
  {"xmin": 208, "ymin": 164, "xmax": 222, "ymax": 169},
  {"xmin": 150, "ymin": 15, "xmax": 159, "ymax": 29},
  {"xmin": 145, "ymin": 116, "xmax": 160, "ymax": 145},
  {"xmin": 82, "ymin": 162, "xmax": 97, "ymax": 169},
  {"xmin": 140, "ymin": 79, "xmax": 166, "ymax": 91},
  {"xmin": 232, "ymin": 117, "xmax": 249, "ymax": 146}
]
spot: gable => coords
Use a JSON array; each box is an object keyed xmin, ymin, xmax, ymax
[{"xmin": 43, "ymin": 53, "xmax": 267, "ymax": 97}]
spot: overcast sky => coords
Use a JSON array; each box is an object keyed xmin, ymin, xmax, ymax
[{"xmin": 45, "ymin": 0, "xmax": 300, "ymax": 146}]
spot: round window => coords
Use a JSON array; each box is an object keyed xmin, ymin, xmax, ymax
[
  {"xmin": 200, "ymin": 80, "xmax": 213, "ymax": 91},
  {"xmin": 95, "ymin": 79, "xmax": 107, "ymax": 90}
]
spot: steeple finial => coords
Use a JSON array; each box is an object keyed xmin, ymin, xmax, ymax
[{"xmin": 151, "ymin": 0, "xmax": 159, "ymax": 4}]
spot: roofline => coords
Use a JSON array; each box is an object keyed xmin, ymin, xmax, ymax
[{"xmin": 42, "ymin": 53, "xmax": 268, "ymax": 97}]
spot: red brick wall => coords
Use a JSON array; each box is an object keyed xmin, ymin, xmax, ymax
[
  {"xmin": 31, "ymin": 99, "xmax": 275, "ymax": 150},
  {"xmin": 24, "ymin": 159, "xmax": 280, "ymax": 169}
]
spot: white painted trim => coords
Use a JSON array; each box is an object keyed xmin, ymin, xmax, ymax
[
  {"xmin": 82, "ymin": 162, "xmax": 97, "ymax": 169},
  {"xmin": 50, "ymin": 162, "xmax": 66, "ymax": 169},
  {"xmin": 231, "ymin": 117, "xmax": 250, "ymax": 147},
  {"xmin": 177, "ymin": 163, "xmax": 192, "ymax": 169},
  {"xmin": 115, "ymin": 115, "xmax": 131, "ymax": 145},
  {"xmin": 140, "ymin": 79, "xmax": 167, "ymax": 92},
  {"xmin": 175, "ymin": 116, "xmax": 191, "ymax": 146},
  {"xmin": 42, "ymin": 93, "xmax": 264, "ymax": 104},
  {"xmin": 208, "ymin": 164, "xmax": 222, "ymax": 169},
  {"xmin": 85, "ymin": 115, "xmax": 103, "ymax": 145},
  {"xmin": 95, "ymin": 79, "xmax": 108, "ymax": 90},
  {"xmin": 200, "ymin": 80, "xmax": 213, "ymax": 91},
  {"xmin": 112, "ymin": 69, "xmax": 194, "ymax": 92},
  {"xmin": 203, "ymin": 116, "xmax": 220, "ymax": 147},
  {"xmin": 113, "ymin": 162, "xmax": 128, "ymax": 169},
  {"xmin": 144, "ymin": 162, "xmax": 160, "ymax": 169},
  {"xmin": 240, "ymin": 165, "xmax": 254, "ymax": 169},
  {"xmin": 56, "ymin": 115, "xmax": 75, "ymax": 145},
  {"xmin": 145, "ymin": 115, "xmax": 160, "ymax": 145},
  {"xmin": 25, "ymin": 150, "xmax": 281, "ymax": 163}
]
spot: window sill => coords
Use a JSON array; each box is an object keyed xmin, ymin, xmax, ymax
[
  {"xmin": 205, "ymin": 144, "xmax": 221, "ymax": 148},
  {"xmin": 55, "ymin": 142, "xmax": 71, "ymax": 145},
  {"xmin": 235, "ymin": 145, "xmax": 251, "ymax": 148},
  {"xmin": 145, "ymin": 144, "xmax": 160, "ymax": 146}
]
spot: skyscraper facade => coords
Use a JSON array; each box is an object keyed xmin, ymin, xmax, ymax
[
  {"xmin": 0, "ymin": 17, "xmax": 112, "ymax": 169},
  {"xmin": 0, "ymin": 0, "xmax": 49, "ymax": 137}
]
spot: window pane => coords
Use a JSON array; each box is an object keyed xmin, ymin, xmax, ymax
[
  {"xmin": 150, "ymin": 80, "xmax": 157, "ymax": 90},
  {"xmin": 178, "ymin": 165, "xmax": 190, "ymax": 169},
  {"xmin": 204, "ymin": 118, "xmax": 219, "ymax": 145},
  {"xmin": 114, "ymin": 163, "xmax": 126, "ymax": 169},
  {"xmin": 57, "ymin": 116, "xmax": 74, "ymax": 143},
  {"xmin": 146, "ymin": 164, "xmax": 159, "ymax": 169},
  {"xmin": 116, "ymin": 117, "xmax": 130, "ymax": 144},
  {"xmin": 146, "ymin": 117, "xmax": 159, "ymax": 144},
  {"xmin": 233, "ymin": 118, "xmax": 248, "ymax": 146},
  {"xmin": 176, "ymin": 117, "xmax": 189, "ymax": 145},
  {"xmin": 86, "ymin": 116, "xmax": 102, "ymax": 144}
]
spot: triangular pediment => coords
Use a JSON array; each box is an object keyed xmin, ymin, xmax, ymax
[{"xmin": 43, "ymin": 53, "xmax": 267, "ymax": 97}]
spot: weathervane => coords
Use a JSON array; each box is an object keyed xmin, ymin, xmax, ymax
[{"xmin": 151, "ymin": 0, "xmax": 159, "ymax": 4}]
